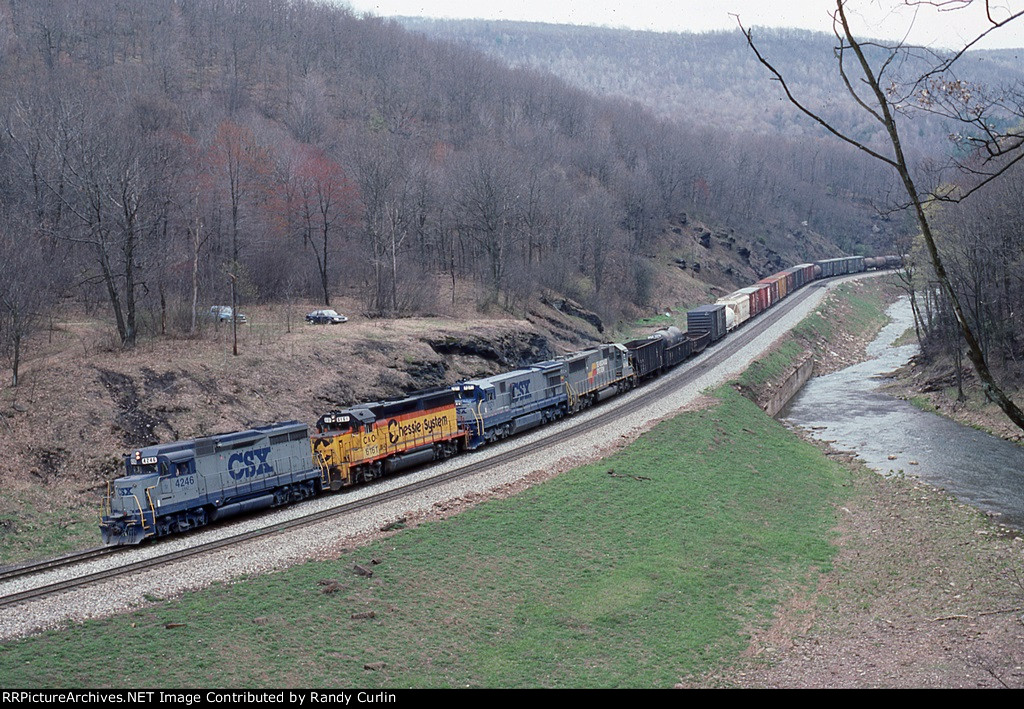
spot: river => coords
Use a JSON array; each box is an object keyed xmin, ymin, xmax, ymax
[{"xmin": 782, "ymin": 296, "xmax": 1024, "ymax": 530}]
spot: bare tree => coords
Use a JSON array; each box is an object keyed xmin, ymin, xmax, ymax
[
  {"xmin": 204, "ymin": 120, "xmax": 273, "ymax": 355},
  {"xmin": 288, "ymin": 144, "xmax": 359, "ymax": 306},
  {"xmin": 0, "ymin": 216, "xmax": 60, "ymax": 386},
  {"xmin": 740, "ymin": 0, "xmax": 1024, "ymax": 432},
  {"xmin": 452, "ymin": 146, "xmax": 524, "ymax": 306},
  {"xmin": 8, "ymin": 91, "xmax": 156, "ymax": 349}
]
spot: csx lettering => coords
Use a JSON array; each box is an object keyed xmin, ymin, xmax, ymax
[
  {"xmin": 228, "ymin": 447, "xmax": 274, "ymax": 480},
  {"xmin": 118, "ymin": 487, "xmax": 134, "ymax": 496},
  {"xmin": 510, "ymin": 380, "xmax": 531, "ymax": 399}
]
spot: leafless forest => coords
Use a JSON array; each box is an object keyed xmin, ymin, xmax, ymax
[{"xmin": 0, "ymin": 0, "xmax": 1021, "ymax": 400}]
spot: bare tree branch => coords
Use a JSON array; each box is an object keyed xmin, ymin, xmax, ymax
[
  {"xmin": 740, "ymin": 0, "xmax": 1024, "ymax": 433},
  {"xmin": 736, "ymin": 17, "xmax": 900, "ymax": 169}
]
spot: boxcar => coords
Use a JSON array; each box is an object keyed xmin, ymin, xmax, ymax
[{"xmin": 687, "ymin": 304, "xmax": 728, "ymax": 342}]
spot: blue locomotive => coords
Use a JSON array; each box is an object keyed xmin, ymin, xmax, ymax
[
  {"xmin": 452, "ymin": 360, "xmax": 570, "ymax": 449},
  {"xmin": 451, "ymin": 343, "xmax": 636, "ymax": 449},
  {"xmin": 100, "ymin": 421, "xmax": 321, "ymax": 545}
]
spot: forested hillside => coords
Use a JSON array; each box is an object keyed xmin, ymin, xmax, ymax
[
  {"xmin": 1, "ymin": 0, "xmax": 903, "ymax": 378},
  {"xmin": 401, "ymin": 18, "xmax": 1024, "ymax": 156}
]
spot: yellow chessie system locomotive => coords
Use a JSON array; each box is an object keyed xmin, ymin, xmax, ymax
[{"xmin": 313, "ymin": 389, "xmax": 464, "ymax": 489}]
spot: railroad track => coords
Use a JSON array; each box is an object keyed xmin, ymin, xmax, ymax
[
  {"xmin": 0, "ymin": 546, "xmax": 119, "ymax": 585},
  {"xmin": 0, "ymin": 279, "xmax": 832, "ymax": 610}
]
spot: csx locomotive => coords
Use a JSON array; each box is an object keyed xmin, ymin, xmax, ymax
[{"xmin": 100, "ymin": 255, "xmax": 895, "ymax": 545}]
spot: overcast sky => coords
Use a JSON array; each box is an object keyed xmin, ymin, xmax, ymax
[{"xmin": 342, "ymin": 0, "xmax": 1024, "ymax": 50}]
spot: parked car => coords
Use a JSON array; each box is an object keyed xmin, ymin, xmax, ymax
[
  {"xmin": 210, "ymin": 305, "xmax": 247, "ymax": 323},
  {"xmin": 306, "ymin": 309, "xmax": 348, "ymax": 325}
]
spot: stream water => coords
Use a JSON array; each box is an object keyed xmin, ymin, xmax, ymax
[{"xmin": 782, "ymin": 297, "xmax": 1024, "ymax": 530}]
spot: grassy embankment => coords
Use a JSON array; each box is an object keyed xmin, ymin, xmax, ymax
[
  {"xmin": 0, "ymin": 491, "xmax": 100, "ymax": 565},
  {"xmin": 0, "ymin": 278, "xmax": 904, "ymax": 687},
  {"xmin": 1, "ymin": 387, "xmax": 846, "ymax": 687}
]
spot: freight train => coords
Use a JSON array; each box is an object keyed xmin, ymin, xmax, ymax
[{"xmin": 100, "ymin": 255, "xmax": 897, "ymax": 545}]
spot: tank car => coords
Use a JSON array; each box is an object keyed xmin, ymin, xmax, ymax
[
  {"xmin": 100, "ymin": 421, "xmax": 319, "ymax": 545},
  {"xmin": 313, "ymin": 388, "xmax": 465, "ymax": 490}
]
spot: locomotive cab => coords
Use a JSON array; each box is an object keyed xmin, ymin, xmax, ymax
[
  {"xmin": 100, "ymin": 470, "xmax": 161, "ymax": 545},
  {"xmin": 101, "ymin": 445, "xmax": 198, "ymax": 545}
]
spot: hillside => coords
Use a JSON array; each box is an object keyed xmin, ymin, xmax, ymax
[
  {"xmin": 400, "ymin": 18, "xmax": 1024, "ymax": 156},
  {"xmin": 0, "ymin": 0, "xmax": 921, "ymax": 555},
  {"xmin": 0, "ymin": 0, "xmax": 906, "ymax": 372}
]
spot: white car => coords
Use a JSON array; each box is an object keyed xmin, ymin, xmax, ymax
[
  {"xmin": 210, "ymin": 306, "xmax": 247, "ymax": 323},
  {"xmin": 305, "ymin": 309, "xmax": 348, "ymax": 325}
]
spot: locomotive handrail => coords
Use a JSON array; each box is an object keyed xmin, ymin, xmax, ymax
[
  {"xmin": 143, "ymin": 487, "xmax": 157, "ymax": 531},
  {"xmin": 121, "ymin": 493, "xmax": 148, "ymax": 530},
  {"xmin": 473, "ymin": 400, "xmax": 485, "ymax": 438},
  {"xmin": 565, "ymin": 381, "xmax": 579, "ymax": 412},
  {"xmin": 314, "ymin": 451, "xmax": 331, "ymax": 489}
]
